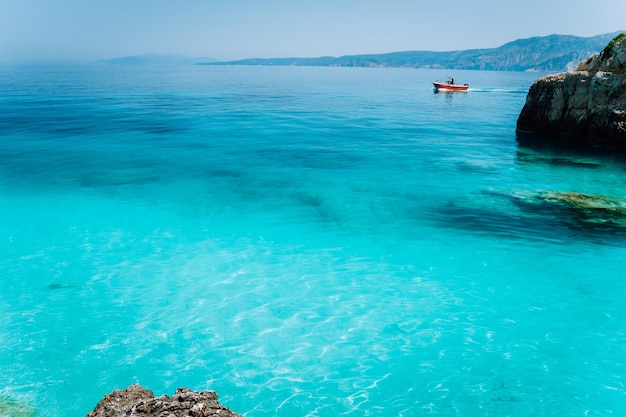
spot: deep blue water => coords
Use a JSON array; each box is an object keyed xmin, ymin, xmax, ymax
[{"xmin": 1, "ymin": 65, "xmax": 625, "ymax": 417}]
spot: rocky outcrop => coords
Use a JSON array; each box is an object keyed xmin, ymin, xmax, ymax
[
  {"xmin": 516, "ymin": 33, "xmax": 626, "ymax": 150},
  {"xmin": 86, "ymin": 384, "xmax": 242, "ymax": 417}
]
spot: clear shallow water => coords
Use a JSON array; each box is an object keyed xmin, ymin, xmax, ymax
[{"xmin": 1, "ymin": 65, "xmax": 625, "ymax": 417}]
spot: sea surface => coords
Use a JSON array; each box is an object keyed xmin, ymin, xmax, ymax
[{"xmin": 1, "ymin": 64, "xmax": 625, "ymax": 417}]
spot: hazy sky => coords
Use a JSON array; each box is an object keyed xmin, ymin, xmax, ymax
[{"xmin": 1, "ymin": 0, "xmax": 625, "ymax": 62}]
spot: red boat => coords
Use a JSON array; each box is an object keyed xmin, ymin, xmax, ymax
[{"xmin": 433, "ymin": 80, "xmax": 469, "ymax": 92}]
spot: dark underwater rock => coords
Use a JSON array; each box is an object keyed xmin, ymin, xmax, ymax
[
  {"xmin": 86, "ymin": 384, "xmax": 242, "ymax": 417},
  {"xmin": 517, "ymin": 33, "xmax": 626, "ymax": 151},
  {"xmin": 515, "ymin": 149, "xmax": 602, "ymax": 167}
]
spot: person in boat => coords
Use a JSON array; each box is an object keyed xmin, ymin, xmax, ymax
[{"xmin": 450, "ymin": 78, "xmax": 454, "ymax": 85}]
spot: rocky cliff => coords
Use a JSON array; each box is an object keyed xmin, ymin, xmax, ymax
[
  {"xmin": 516, "ymin": 33, "xmax": 626, "ymax": 150},
  {"xmin": 86, "ymin": 384, "xmax": 242, "ymax": 417}
]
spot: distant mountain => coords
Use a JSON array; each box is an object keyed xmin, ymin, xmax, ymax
[
  {"xmin": 199, "ymin": 31, "xmax": 625, "ymax": 72},
  {"xmin": 100, "ymin": 53, "xmax": 217, "ymax": 65}
]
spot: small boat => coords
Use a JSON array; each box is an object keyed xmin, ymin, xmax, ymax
[{"xmin": 433, "ymin": 79, "xmax": 469, "ymax": 92}]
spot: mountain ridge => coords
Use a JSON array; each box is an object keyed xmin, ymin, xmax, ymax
[
  {"xmin": 197, "ymin": 31, "xmax": 625, "ymax": 72},
  {"xmin": 100, "ymin": 53, "xmax": 217, "ymax": 65}
]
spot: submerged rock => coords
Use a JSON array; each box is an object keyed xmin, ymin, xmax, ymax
[
  {"xmin": 515, "ymin": 149, "xmax": 601, "ymax": 167},
  {"xmin": 0, "ymin": 395, "xmax": 38, "ymax": 417},
  {"xmin": 437, "ymin": 188, "xmax": 626, "ymax": 243},
  {"xmin": 86, "ymin": 384, "xmax": 242, "ymax": 417},
  {"xmin": 517, "ymin": 33, "xmax": 626, "ymax": 150},
  {"xmin": 536, "ymin": 191, "xmax": 626, "ymax": 224}
]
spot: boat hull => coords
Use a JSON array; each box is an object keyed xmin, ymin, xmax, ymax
[{"xmin": 433, "ymin": 82, "xmax": 469, "ymax": 91}]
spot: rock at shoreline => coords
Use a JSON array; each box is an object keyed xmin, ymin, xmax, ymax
[
  {"xmin": 86, "ymin": 384, "xmax": 242, "ymax": 417},
  {"xmin": 516, "ymin": 33, "xmax": 626, "ymax": 150}
]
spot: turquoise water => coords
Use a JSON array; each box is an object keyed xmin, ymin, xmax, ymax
[{"xmin": 1, "ymin": 65, "xmax": 625, "ymax": 417}]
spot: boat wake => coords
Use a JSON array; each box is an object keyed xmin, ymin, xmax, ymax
[{"xmin": 469, "ymin": 87, "xmax": 528, "ymax": 94}]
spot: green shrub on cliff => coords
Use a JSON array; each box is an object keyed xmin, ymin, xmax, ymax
[{"xmin": 602, "ymin": 32, "xmax": 626, "ymax": 56}]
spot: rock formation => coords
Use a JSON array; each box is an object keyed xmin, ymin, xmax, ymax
[
  {"xmin": 516, "ymin": 33, "xmax": 626, "ymax": 150},
  {"xmin": 86, "ymin": 384, "xmax": 242, "ymax": 417}
]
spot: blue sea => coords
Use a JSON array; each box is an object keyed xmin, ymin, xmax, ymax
[{"xmin": 1, "ymin": 64, "xmax": 625, "ymax": 417}]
